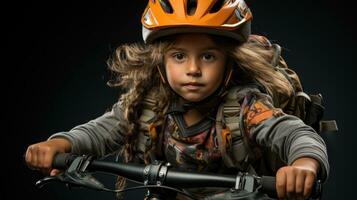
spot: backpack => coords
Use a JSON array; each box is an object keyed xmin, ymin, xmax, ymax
[
  {"xmin": 244, "ymin": 35, "xmax": 338, "ymax": 133},
  {"xmin": 215, "ymin": 35, "xmax": 338, "ymax": 173}
]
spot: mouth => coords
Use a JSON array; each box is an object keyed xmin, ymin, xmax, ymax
[
  {"xmin": 182, "ymin": 82, "xmax": 204, "ymax": 90},
  {"xmin": 183, "ymin": 82, "xmax": 204, "ymax": 86}
]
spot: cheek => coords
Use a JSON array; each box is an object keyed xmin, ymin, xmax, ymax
[
  {"xmin": 165, "ymin": 64, "xmax": 180, "ymax": 86},
  {"xmin": 207, "ymin": 66, "xmax": 225, "ymax": 86},
  {"xmin": 165, "ymin": 65, "xmax": 173, "ymax": 82}
]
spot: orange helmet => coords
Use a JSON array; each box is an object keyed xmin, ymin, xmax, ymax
[{"xmin": 141, "ymin": 0, "xmax": 253, "ymax": 43}]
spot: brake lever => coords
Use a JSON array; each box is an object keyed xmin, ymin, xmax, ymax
[
  {"xmin": 64, "ymin": 171, "xmax": 105, "ymax": 190},
  {"xmin": 36, "ymin": 155, "xmax": 105, "ymax": 191},
  {"xmin": 35, "ymin": 176, "xmax": 60, "ymax": 188}
]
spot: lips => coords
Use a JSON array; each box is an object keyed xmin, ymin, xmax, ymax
[
  {"xmin": 182, "ymin": 82, "xmax": 204, "ymax": 90},
  {"xmin": 182, "ymin": 82, "xmax": 204, "ymax": 86}
]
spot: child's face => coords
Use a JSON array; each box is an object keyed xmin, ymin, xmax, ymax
[{"xmin": 164, "ymin": 34, "xmax": 227, "ymax": 102}]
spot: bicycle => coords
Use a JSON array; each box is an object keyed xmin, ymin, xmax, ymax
[{"xmin": 35, "ymin": 153, "xmax": 323, "ymax": 200}]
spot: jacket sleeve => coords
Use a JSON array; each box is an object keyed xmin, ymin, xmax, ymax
[
  {"xmin": 241, "ymin": 91, "xmax": 330, "ymax": 182},
  {"xmin": 48, "ymin": 102, "xmax": 128, "ymax": 157}
]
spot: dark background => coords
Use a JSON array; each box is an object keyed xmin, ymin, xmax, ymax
[{"xmin": 4, "ymin": 0, "xmax": 356, "ymax": 199}]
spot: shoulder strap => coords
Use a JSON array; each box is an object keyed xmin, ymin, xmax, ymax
[
  {"xmin": 216, "ymin": 86, "xmax": 257, "ymax": 173},
  {"xmin": 135, "ymin": 94, "xmax": 162, "ymax": 157}
]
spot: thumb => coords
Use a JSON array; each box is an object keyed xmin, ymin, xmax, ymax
[{"xmin": 50, "ymin": 169, "xmax": 62, "ymax": 176}]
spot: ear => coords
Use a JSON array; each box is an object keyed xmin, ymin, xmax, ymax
[{"xmin": 156, "ymin": 65, "xmax": 166, "ymax": 84}]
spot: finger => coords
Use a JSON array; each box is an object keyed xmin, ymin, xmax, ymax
[
  {"xmin": 286, "ymin": 168, "xmax": 296, "ymax": 199},
  {"xmin": 25, "ymin": 148, "xmax": 38, "ymax": 170},
  {"xmin": 25, "ymin": 147, "xmax": 32, "ymax": 166},
  {"xmin": 37, "ymin": 147, "xmax": 46, "ymax": 168},
  {"xmin": 303, "ymin": 174, "xmax": 315, "ymax": 199},
  {"xmin": 37, "ymin": 149, "xmax": 48, "ymax": 174},
  {"xmin": 39, "ymin": 150, "xmax": 53, "ymax": 175},
  {"xmin": 276, "ymin": 169, "xmax": 287, "ymax": 199},
  {"xmin": 295, "ymin": 170, "xmax": 305, "ymax": 200},
  {"xmin": 50, "ymin": 169, "xmax": 61, "ymax": 176},
  {"xmin": 44, "ymin": 150, "xmax": 56, "ymax": 175},
  {"xmin": 42, "ymin": 149, "xmax": 53, "ymax": 169},
  {"xmin": 31, "ymin": 146, "xmax": 40, "ymax": 170}
]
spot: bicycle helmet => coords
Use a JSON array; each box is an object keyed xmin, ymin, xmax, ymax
[{"xmin": 141, "ymin": 0, "xmax": 252, "ymax": 43}]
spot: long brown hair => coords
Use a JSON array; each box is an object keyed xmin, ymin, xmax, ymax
[
  {"xmin": 107, "ymin": 41, "xmax": 173, "ymax": 163},
  {"xmin": 106, "ymin": 34, "xmax": 293, "ymax": 196}
]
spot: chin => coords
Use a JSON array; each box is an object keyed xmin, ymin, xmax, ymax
[{"xmin": 181, "ymin": 95, "xmax": 207, "ymax": 102}]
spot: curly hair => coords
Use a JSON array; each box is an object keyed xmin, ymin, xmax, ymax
[
  {"xmin": 106, "ymin": 34, "xmax": 293, "ymax": 197},
  {"xmin": 107, "ymin": 41, "xmax": 174, "ymax": 158},
  {"xmin": 106, "ymin": 41, "xmax": 175, "ymax": 198},
  {"xmin": 233, "ymin": 36, "xmax": 293, "ymax": 97}
]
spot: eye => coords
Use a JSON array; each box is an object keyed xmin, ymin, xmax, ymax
[
  {"xmin": 172, "ymin": 52, "xmax": 186, "ymax": 62},
  {"xmin": 202, "ymin": 53, "xmax": 216, "ymax": 62}
]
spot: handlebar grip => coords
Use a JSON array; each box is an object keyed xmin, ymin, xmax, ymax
[
  {"xmin": 260, "ymin": 176, "xmax": 276, "ymax": 198},
  {"xmin": 260, "ymin": 176, "xmax": 322, "ymax": 199},
  {"xmin": 52, "ymin": 153, "xmax": 77, "ymax": 169}
]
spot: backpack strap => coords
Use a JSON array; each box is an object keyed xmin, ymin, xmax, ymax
[
  {"xmin": 320, "ymin": 120, "xmax": 338, "ymax": 132},
  {"xmin": 216, "ymin": 86, "xmax": 257, "ymax": 173},
  {"xmin": 305, "ymin": 94, "xmax": 338, "ymax": 133},
  {"xmin": 136, "ymin": 94, "xmax": 160, "ymax": 155},
  {"xmin": 216, "ymin": 103, "xmax": 235, "ymax": 168}
]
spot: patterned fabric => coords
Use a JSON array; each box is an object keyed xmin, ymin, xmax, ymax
[
  {"xmin": 161, "ymin": 114, "xmax": 232, "ymax": 199},
  {"xmin": 242, "ymin": 93, "xmax": 284, "ymax": 140},
  {"xmin": 162, "ymin": 92, "xmax": 284, "ymax": 172},
  {"xmin": 163, "ymin": 114, "xmax": 222, "ymax": 172}
]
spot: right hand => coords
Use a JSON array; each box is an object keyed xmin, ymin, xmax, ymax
[{"xmin": 25, "ymin": 138, "xmax": 71, "ymax": 176}]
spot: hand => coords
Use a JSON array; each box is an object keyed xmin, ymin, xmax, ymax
[
  {"xmin": 24, "ymin": 138, "xmax": 71, "ymax": 176},
  {"xmin": 276, "ymin": 157, "xmax": 319, "ymax": 200}
]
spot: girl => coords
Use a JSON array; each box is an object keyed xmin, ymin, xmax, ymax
[{"xmin": 25, "ymin": 0, "xmax": 329, "ymax": 199}]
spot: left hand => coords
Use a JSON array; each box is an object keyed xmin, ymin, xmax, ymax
[{"xmin": 276, "ymin": 157, "xmax": 319, "ymax": 200}]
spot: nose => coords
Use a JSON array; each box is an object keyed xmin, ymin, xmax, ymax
[{"xmin": 186, "ymin": 58, "xmax": 201, "ymax": 77}]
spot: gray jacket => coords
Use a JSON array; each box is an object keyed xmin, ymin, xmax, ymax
[{"xmin": 50, "ymin": 91, "xmax": 330, "ymax": 182}]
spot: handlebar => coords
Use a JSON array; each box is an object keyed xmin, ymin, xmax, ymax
[
  {"xmin": 52, "ymin": 153, "xmax": 238, "ymax": 188},
  {"xmin": 36, "ymin": 153, "xmax": 322, "ymax": 200}
]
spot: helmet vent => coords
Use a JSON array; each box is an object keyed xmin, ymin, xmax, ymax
[
  {"xmin": 210, "ymin": 0, "xmax": 225, "ymax": 13},
  {"xmin": 159, "ymin": 0, "xmax": 173, "ymax": 13},
  {"xmin": 186, "ymin": 0, "xmax": 197, "ymax": 16}
]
